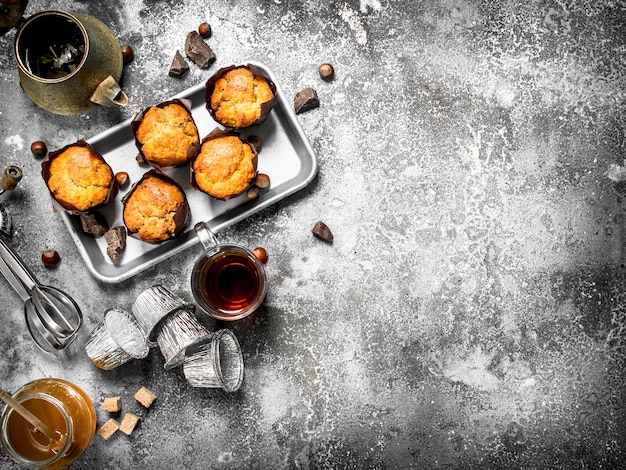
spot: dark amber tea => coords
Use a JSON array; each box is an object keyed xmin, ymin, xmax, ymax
[
  {"xmin": 18, "ymin": 14, "xmax": 85, "ymax": 79},
  {"xmin": 191, "ymin": 223, "xmax": 267, "ymax": 321},
  {"xmin": 199, "ymin": 250, "xmax": 264, "ymax": 315}
]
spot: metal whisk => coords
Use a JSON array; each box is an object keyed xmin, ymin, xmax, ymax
[{"xmin": 0, "ymin": 237, "xmax": 82, "ymax": 352}]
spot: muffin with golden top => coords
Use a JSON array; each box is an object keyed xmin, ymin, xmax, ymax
[
  {"xmin": 42, "ymin": 140, "xmax": 118, "ymax": 213},
  {"xmin": 132, "ymin": 99, "xmax": 200, "ymax": 170},
  {"xmin": 191, "ymin": 128, "xmax": 258, "ymax": 200},
  {"xmin": 122, "ymin": 170, "xmax": 189, "ymax": 244},
  {"xmin": 205, "ymin": 64, "xmax": 276, "ymax": 129}
]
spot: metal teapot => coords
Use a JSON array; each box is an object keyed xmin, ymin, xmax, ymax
[{"xmin": 13, "ymin": 10, "xmax": 128, "ymax": 115}]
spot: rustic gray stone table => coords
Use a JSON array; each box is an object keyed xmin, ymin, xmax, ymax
[{"xmin": 1, "ymin": 1, "xmax": 625, "ymax": 468}]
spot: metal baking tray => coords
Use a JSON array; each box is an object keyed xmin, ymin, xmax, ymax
[{"xmin": 61, "ymin": 61, "xmax": 318, "ymax": 284}]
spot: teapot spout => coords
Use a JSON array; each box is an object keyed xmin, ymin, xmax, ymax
[{"xmin": 90, "ymin": 75, "xmax": 128, "ymax": 107}]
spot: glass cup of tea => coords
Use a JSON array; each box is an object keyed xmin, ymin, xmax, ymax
[
  {"xmin": 191, "ymin": 222, "xmax": 267, "ymax": 321},
  {"xmin": 0, "ymin": 378, "xmax": 96, "ymax": 470}
]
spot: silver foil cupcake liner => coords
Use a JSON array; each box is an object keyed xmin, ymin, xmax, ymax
[
  {"xmin": 155, "ymin": 307, "xmax": 211, "ymax": 370},
  {"xmin": 132, "ymin": 285, "xmax": 195, "ymax": 345},
  {"xmin": 182, "ymin": 329, "xmax": 244, "ymax": 392},
  {"xmin": 85, "ymin": 308, "xmax": 149, "ymax": 370}
]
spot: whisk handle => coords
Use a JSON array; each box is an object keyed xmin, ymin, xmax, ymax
[{"xmin": 0, "ymin": 255, "xmax": 30, "ymax": 302}]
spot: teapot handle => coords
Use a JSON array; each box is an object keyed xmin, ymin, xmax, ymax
[{"xmin": 90, "ymin": 75, "xmax": 128, "ymax": 107}]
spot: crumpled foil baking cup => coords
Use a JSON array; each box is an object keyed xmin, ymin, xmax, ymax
[
  {"xmin": 130, "ymin": 98, "xmax": 200, "ymax": 172},
  {"xmin": 204, "ymin": 63, "xmax": 277, "ymax": 129},
  {"xmin": 182, "ymin": 329, "xmax": 244, "ymax": 392},
  {"xmin": 155, "ymin": 307, "xmax": 211, "ymax": 370},
  {"xmin": 85, "ymin": 308, "xmax": 149, "ymax": 370},
  {"xmin": 131, "ymin": 285, "xmax": 195, "ymax": 345},
  {"xmin": 41, "ymin": 140, "xmax": 119, "ymax": 215}
]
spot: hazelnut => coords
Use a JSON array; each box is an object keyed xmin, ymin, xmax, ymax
[
  {"xmin": 319, "ymin": 63, "xmax": 335, "ymax": 81},
  {"xmin": 42, "ymin": 249, "xmax": 61, "ymax": 267},
  {"xmin": 30, "ymin": 141, "xmax": 48, "ymax": 157},
  {"xmin": 115, "ymin": 171, "xmax": 129, "ymax": 187},
  {"xmin": 136, "ymin": 153, "xmax": 147, "ymax": 165},
  {"xmin": 255, "ymin": 173, "xmax": 270, "ymax": 189},
  {"xmin": 198, "ymin": 22, "xmax": 212, "ymax": 38},
  {"xmin": 246, "ymin": 186, "xmax": 260, "ymax": 201},
  {"xmin": 253, "ymin": 247, "xmax": 268, "ymax": 264},
  {"xmin": 121, "ymin": 45, "xmax": 134, "ymax": 64}
]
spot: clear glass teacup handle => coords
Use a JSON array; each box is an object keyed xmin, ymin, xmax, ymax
[{"xmin": 194, "ymin": 222, "xmax": 219, "ymax": 252}]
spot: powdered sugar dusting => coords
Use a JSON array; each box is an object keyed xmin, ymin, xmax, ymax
[
  {"xmin": 360, "ymin": 0, "xmax": 382, "ymax": 13},
  {"xmin": 4, "ymin": 134, "xmax": 24, "ymax": 150},
  {"xmin": 339, "ymin": 4, "xmax": 369, "ymax": 46}
]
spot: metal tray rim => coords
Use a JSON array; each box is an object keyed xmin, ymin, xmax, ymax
[{"xmin": 61, "ymin": 60, "xmax": 318, "ymax": 284}]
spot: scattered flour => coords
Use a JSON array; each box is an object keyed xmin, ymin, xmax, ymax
[
  {"xmin": 360, "ymin": 0, "xmax": 382, "ymax": 13},
  {"xmin": 442, "ymin": 348, "xmax": 501, "ymax": 391},
  {"xmin": 607, "ymin": 160, "xmax": 626, "ymax": 182},
  {"xmin": 4, "ymin": 134, "xmax": 24, "ymax": 150},
  {"xmin": 339, "ymin": 4, "xmax": 368, "ymax": 46}
]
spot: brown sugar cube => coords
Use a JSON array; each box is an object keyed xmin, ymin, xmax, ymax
[
  {"xmin": 98, "ymin": 418, "xmax": 119, "ymax": 441},
  {"xmin": 103, "ymin": 396, "xmax": 122, "ymax": 414},
  {"xmin": 134, "ymin": 386, "xmax": 157, "ymax": 408},
  {"xmin": 119, "ymin": 413, "xmax": 140, "ymax": 436}
]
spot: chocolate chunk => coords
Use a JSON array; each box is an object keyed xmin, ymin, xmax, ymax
[
  {"xmin": 104, "ymin": 226, "xmax": 127, "ymax": 261},
  {"xmin": 79, "ymin": 212, "xmax": 109, "ymax": 237},
  {"xmin": 184, "ymin": 31, "xmax": 216, "ymax": 68},
  {"xmin": 312, "ymin": 221, "xmax": 333, "ymax": 243},
  {"xmin": 294, "ymin": 87, "xmax": 320, "ymax": 114},
  {"xmin": 169, "ymin": 50, "xmax": 189, "ymax": 78}
]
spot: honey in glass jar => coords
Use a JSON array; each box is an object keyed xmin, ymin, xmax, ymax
[{"xmin": 0, "ymin": 378, "xmax": 96, "ymax": 469}]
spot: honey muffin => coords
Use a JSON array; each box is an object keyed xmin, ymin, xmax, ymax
[
  {"xmin": 205, "ymin": 65, "xmax": 276, "ymax": 129},
  {"xmin": 122, "ymin": 171, "xmax": 189, "ymax": 244},
  {"xmin": 132, "ymin": 99, "xmax": 200, "ymax": 170},
  {"xmin": 42, "ymin": 140, "xmax": 117, "ymax": 213},
  {"xmin": 191, "ymin": 129, "xmax": 257, "ymax": 200}
]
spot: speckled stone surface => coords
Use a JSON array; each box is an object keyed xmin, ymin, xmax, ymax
[{"xmin": 1, "ymin": 0, "xmax": 626, "ymax": 468}]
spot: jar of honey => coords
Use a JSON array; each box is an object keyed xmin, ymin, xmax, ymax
[{"xmin": 0, "ymin": 378, "xmax": 96, "ymax": 469}]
